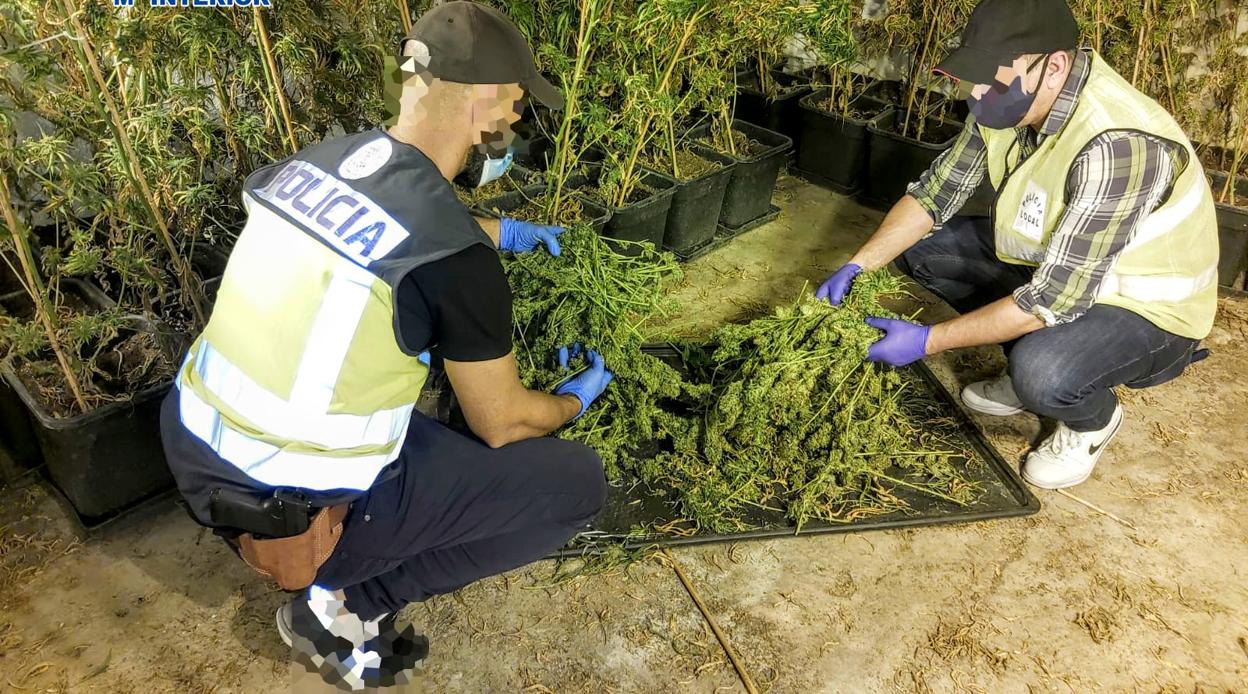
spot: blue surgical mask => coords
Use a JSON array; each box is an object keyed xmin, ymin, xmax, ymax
[{"xmin": 457, "ymin": 146, "xmax": 514, "ymax": 188}]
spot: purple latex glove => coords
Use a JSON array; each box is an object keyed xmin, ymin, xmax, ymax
[
  {"xmin": 814, "ymin": 263, "xmax": 862, "ymax": 306},
  {"xmin": 554, "ymin": 344, "xmax": 615, "ymax": 418},
  {"xmin": 864, "ymin": 317, "xmax": 931, "ymax": 367},
  {"xmin": 499, "ymin": 217, "xmax": 564, "ymax": 256}
]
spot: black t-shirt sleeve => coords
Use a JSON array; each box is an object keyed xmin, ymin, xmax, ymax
[{"xmin": 394, "ymin": 244, "xmax": 513, "ymax": 362}]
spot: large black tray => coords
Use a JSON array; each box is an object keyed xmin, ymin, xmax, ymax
[{"xmin": 549, "ymin": 351, "xmax": 1039, "ymax": 558}]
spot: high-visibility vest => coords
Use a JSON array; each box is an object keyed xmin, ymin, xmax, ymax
[
  {"xmin": 981, "ymin": 51, "xmax": 1219, "ymax": 339},
  {"xmin": 176, "ymin": 130, "xmax": 492, "ymax": 491}
]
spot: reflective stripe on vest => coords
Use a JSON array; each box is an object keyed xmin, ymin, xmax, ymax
[
  {"xmin": 1098, "ymin": 265, "xmax": 1219, "ymax": 305},
  {"xmin": 177, "ymin": 376, "xmax": 408, "ymax": 490},
  {"xmin": 1097, "ymin": 182, "xmax": 1219, "ymax": 304},
  {"xmin": 187, "ymin": 340, "xmax": 413, "ymax": 451}
]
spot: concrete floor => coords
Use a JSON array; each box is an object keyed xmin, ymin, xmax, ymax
[{"xmin": 2, "ymin": 177, "xmax": 1247, "ymax": 692}]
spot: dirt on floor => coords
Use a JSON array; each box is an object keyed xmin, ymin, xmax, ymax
[{"xmin": 1, "ymin": 176, "xmax": 1246, "ymax": 693}]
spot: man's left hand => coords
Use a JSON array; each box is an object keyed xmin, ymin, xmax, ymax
[
  {"xmin": 864, "ymin": 316, "xmax": 931, "ymax": 367},
  {"xmin": 499, "ymin": 218, "xmax": 564, "ymax": 256}
]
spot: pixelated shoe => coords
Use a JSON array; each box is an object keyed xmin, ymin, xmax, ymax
[
  {"xmin": 280, "ymin": 588, "xmax": 428, "ymax": 690},
  {"xmin": 1023, "ymin": 404, "xmax": 1124, "ymax": 490},
  {"xmin": 961, "ymin": 374, "xmax": 1027, "ymax": 416}
]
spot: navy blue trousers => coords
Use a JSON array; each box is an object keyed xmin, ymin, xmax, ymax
[
  {"xmin": 314, "ymin": 413, "xmax": 606, "ymax": 619},
  {"xmin": 893, "ymin": 216, "xmax": 1198, "ymax": 431}
]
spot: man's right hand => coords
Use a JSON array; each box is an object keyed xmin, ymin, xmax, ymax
[
  {"xmin": 815, "ymin": 263, "xmax": 863, "ymax": 306},
  {"xmin": 554, "ymin": 345, "xmax": 614, "ymax": 419}
]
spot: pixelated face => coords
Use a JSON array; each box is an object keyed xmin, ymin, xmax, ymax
[
  {"xmin": 469, "ymin": 83, "xmax": 525, "ymax": 157},
  {"xmin": 967, "ymin": 54, "xmax": 1047, "ymax": 101},
  {"xmin": 394, "ymin": 54, "xmax": 438, "ymax": 124}
]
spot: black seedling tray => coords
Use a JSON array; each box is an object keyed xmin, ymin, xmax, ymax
[
  {"xmin": 671, "ymin": 204, "xmax": 782, "ymax": 263},
  {"xmin": 549, "ymin": 350, "xmax": 1039, "ymax": 558}
]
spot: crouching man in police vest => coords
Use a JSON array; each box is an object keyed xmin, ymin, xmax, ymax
[
  {"xmin": 159, "ymin": 3, "xmax": 612, "ymax": 688},
  {"xmin": 816, "ymin": 0, "xmax": 1217, "ymax": 490}
]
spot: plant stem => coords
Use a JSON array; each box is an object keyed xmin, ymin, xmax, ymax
[
  {"xmin": 0, "ymin": 169, "xmax": 89, "ymax": 413},
  {"xmin": 615, "ymin": 6, "xmax": 706, "ymax": 206},
  {"xmin": 253, "ymin": 7, "xmax": 298, "ymax": 155},
  {"xmin": 60, "ymin": 0, "xmax": 205, "ymax": 327},
  {"xmin": 396, "ymin": 0, "xmax": 412, "ymax": 34}
]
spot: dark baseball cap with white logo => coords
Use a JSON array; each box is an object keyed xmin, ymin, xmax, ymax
[{"xmin": 400, "ymin": 1, "xmax": 564, "ymax": 110}]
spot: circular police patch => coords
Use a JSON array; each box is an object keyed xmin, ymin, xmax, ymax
[{"xmin": 339, "ymin": 138, "xmax": 393, "ymax": 180}]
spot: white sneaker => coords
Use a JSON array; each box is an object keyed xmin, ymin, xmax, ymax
[
  {"xmin": 961, "ymin": 374, "xmax": 1026, "ymax": 416},
  {"xmin": 1023, "ymin": 404, "xmax": 1124, "ymax": 489}
]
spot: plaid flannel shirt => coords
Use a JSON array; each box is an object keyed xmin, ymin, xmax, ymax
[{"xmin": 907, "ymin": 51, "xmax": 1181, "ymax": 326}]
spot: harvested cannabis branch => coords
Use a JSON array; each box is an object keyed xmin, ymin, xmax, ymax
[{"xmin": 504, "ymin": 216, "xmax": 976, "ymax": 535}]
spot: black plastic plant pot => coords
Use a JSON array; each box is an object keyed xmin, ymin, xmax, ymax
[
  {"xmin": 471, "ymin": 184, "xmax": 612, "ymax": 234},
  {"xmin": 861, "ymin": 109, "xmax": 962, "ymax": 210},
  {"xmin": 864, "ymin": 80, "xmax": 969, "ymax": 121},
  {"xmin": 861, "ymin": 80, "xmax": 904, "ymax": 106},
  {"xmin": 1, "ymin": 364, "xmax": 173, "ymax": 523},
  {"xmin": 0, "ymin": 279, "xmax": 116, "ymax": 483},
  {"xmin": 601, "ymin": 170, "xmax": 679, "ymax": 255},
  {"xmin": 796, "ymin": 90, "xmax": 889, "ymax": 194},
  {"xmin": 0, "ymin": 361, "xmax": 41, "ymax": 483},
  {"xmin": 0, "ymin": 263, "xmax": 21, "ymax": 295},
  {"xmin": 660, "ymin": 147, "xmax": 737, "ymax": 256},
  {"xmin": 1210, "ymin": 171, "xmax": 1248, "ymax": 288},
  {"xmin": 692, "ymin": 119, "xmax": 793, "ymax": 230},
  {"xmin": 734, "ymin": 68, "xmax": 811, "ymax": 153},
  {"xmin": 0, "ymin": 281, "xmax": 175, "ymax": 523},
  {"xmin": 562, "ymin": 164, "xmax": 680, "ymax": 255}
]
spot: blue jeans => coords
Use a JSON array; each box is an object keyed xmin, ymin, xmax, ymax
[{"xmin": 894, "ymin": 216, "xmax": 1199, "ymax": 431}]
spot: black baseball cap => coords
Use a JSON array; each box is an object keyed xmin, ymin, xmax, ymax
[
  {"xmin": 400, "ymin": 1, "xmax": 564, "ymax": 109},
  {"xmin": 934, "ymin": 0, "xmax": 1079, "ymax": 85}
]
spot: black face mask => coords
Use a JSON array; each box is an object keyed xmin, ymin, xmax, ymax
[{"xmin": 966, "ymin": 53, "xmax": 1049, "ymax": 130}]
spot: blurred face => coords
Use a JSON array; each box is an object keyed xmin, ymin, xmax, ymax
[
  {"xmin": 455, "ymin": 83, "xmax": 525, "ymax": 187},
  {"xmin": 947, "ymin": 53, "xmax": 1056, "ymax": 129},
  {"xmin": 469, "ymin": 83, "xmax": 525, "ymax": 157}
]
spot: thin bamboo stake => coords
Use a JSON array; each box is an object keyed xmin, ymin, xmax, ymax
[
  {"xmin": 903, "ymin": 6, "xmax": 939, "ymax": 141},
  {"xmin": 0, "ymin": 170, "xmax": 89, "ymax": 413},
  {"xmin": 548, "ymin": 0, "xmax": 608, "ymax": 215},
  {"xmin": 1130, "ymin": 2, "xmax": 1150, "ymax": 87},
  {"xmin": 1161, "ymin": 43, "xmax": 1177, "ymax": 115},
  {"xmin": 59, "ymin": 0, "xmax": 205, "ymax": 327},
  {"xmin": 1054, "ymin": 489, "xmax": 1137, "ymax": 530},
  {"xmin": 1095, "ymin": 0, "xmax": 1103, "ymax": 52},
  {"xmin": 396, "ymin": 0, "xmax": 412, "ymax": 34},
  {"xmin": 253, "ymin": 7, "xmax": 298, "ymax": 155},
  {"xmin": 662, "ymin": 550, "xmax": 760, "ymax": 694}
]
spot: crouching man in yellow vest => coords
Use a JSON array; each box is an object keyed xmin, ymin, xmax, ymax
[
  {"xmin": 159, "ymin": 3, "xmax": 612, "ymax": 688},
  {"xmin": 816, "ymin": 0, "xmax": 1217, "ymax": 490}
]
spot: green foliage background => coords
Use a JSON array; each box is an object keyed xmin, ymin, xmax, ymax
[{"xmin": 1, "ymin": 0, "xmax": 1244, "ymax": 414}]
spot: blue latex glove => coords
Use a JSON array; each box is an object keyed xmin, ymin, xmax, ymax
[
  {"xmin": 814, "ymin": 263, "xmax": 862, "ymax": 306},
  {"xmin": 865, "ymin": 316, "xmax": 931, "ymax": 367},
  {"xmin": 553, "ymin": 344, "xmax": 614, "ymax": 418},
  {"xmin": 499, "ymin": 217, "xmax": 564, "ymax": 256},
  {"xmin": 416, "ymin": 351, "xmax": 431, "ymax": 366}
]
